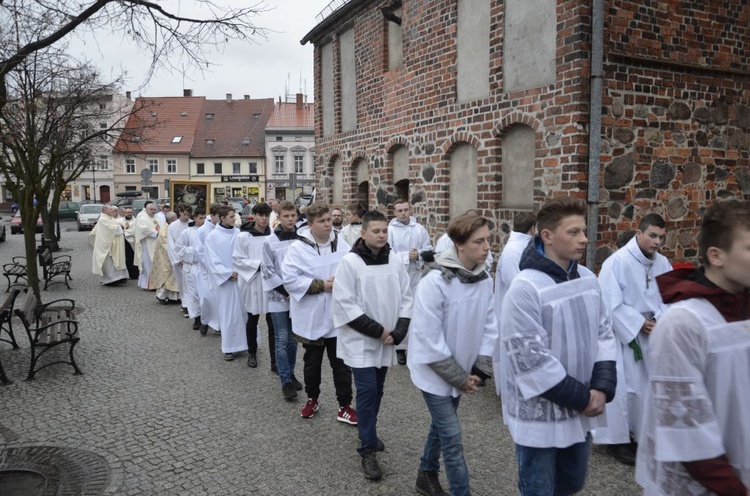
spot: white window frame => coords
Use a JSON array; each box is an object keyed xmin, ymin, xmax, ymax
[
  {"xmin": 166, "ymin": 159, "xmax": 177, "ymax": 174},
  {"xmin": 274, "ymin": 155, "xmax": 285, "ymax": 175},
  {"xmin": 293, "ymin": 155, "xmax": 304, "ymax": 174},
  {"xmin": 232, "ymin": 162, "xmax": 241, "ymax": 175},
  {"xmin": 125, "ymin": 159, "xmax": 136, "ymax": 174},
  {"xmin": 148, "ymin": 158, "xmax": 158, "ymax": 173},
  {"xmin": 213, "ymin": 162, "xmax": 222, "ymax": 175}
]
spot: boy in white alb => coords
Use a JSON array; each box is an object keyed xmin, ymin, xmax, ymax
[
  {"xmin": 281, "ymin": 203, "xmax": 356, "ymax": 423},
  {"xmin": 175, "ymin": 209, "xmax": 206, "ymax": 330},
  {"xmin": 388, "ymin": 199, "xmax": 433, "ymax": 365},
  {"xmin": 636, "ymin": 200, "xmax": 750, "ymax": 496},
  {"xmin": 501, "ymin": 198, "xmax": 617, "ymax": 495},
  {"xmin": 204, "ymin": 206, "xmax": 247, "ymax": 361},
  {"xmin": 593, "ymin": 214, "xmax": 672, "ymax": 465},
  {"xmin": 332, "ymin": 210, "xmax": 412, "ymax": 481}
]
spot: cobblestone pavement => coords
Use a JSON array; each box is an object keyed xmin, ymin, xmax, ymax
[{"xmin": 0, "ymin": 225, "xmax": 640, "ymax": 495}]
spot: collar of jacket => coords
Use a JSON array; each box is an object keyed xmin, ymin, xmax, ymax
[
  {"xmin": 274, "ymin": 225, "xmax": 298, "ymax": 241},
  {"xmin": 297, "ymin": 230, "xmax": 340, "ymax": 253},
  {"xmin": 518, "ymin": 237, "xmax": 580, "ymax": 284},
  {"xmin": 351, "ymin": 237, "xmax": 391, "ymax": 265}
]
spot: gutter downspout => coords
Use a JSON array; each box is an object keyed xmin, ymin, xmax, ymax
[{"xmin": 586, "ymin": 0, "xmax": 604, "ymax": 270}]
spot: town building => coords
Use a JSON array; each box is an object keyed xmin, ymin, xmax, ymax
[
  {"xmin": 113, "ymin": 92, "xmax": 203, "ymax": 199},
  {"xmin": 264, "ymin": 93, "xmax": 316, "ymax": 202},
  {"xmin": 190, "ymin": 94, "xmax": 273, "ymax": 203},
  {"xmin": 301, "ymin": 0, "xmax": 750, "ymax": 265},
  {"xmin": 68, "ymin": 91, "xmax": 133, "ymax": 204}
]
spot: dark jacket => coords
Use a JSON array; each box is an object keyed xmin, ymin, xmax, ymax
[
  {"xmin": 519, "ymin": 237, "xmax": 617, "ymax": 411},
  {"xmin": 345, "ymin": 238, "xmax": 410, "ymax": 345},
  {"xmin": 241, "ymin": 221, "xmax": 271, "ymax": 237}
]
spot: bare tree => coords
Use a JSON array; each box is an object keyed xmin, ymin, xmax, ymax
[{"xmin": 0, "ymin": 0, "xmax": 268, "ymax": 109}]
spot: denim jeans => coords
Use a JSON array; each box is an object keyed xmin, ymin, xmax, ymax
[
  {"xmin": 270, "ymin": 311, "xmax": 297, "ymax": 386},
  {"xmin": 419, "ymin": 391, "xmax": 470, "ymax": 496},
  {"xmin": 515, "ymin": 434, "xmax": 591, "ymax": 496},
  {"xmin": 351, "ymin": 367, "xmax": 388, "ymax": 456}
]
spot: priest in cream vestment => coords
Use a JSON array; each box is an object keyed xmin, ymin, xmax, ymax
[
  {"xmin": 134, "ymin": 201, "xmax": 160, "ymax": 289},
  {"xmin": 149, "ymin": 211, "xmax": 180, "ymax": 303},
  {"xmin": 89, "ymin": 205, "xmax": 128, "ymax": 285}
]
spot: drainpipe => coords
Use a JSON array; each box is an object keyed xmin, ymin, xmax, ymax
[{"xmin": 586, "ymin": 0, "xmax": 604, "ymax": 270}]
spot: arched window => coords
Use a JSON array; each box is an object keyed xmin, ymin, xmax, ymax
[
  {"xmin": 502, "ymin": 125, "xmax": 535, "ymax": 209},
  {"xmin": 391, "ymin": 145, "xmax": 410, "ymax": 201},
  {"xmin": 449, "ymin": 143, "xmax": 478, "ymax": 218},
  {"xmin": 354, "ymin": 159, "xmax": 369, "ymax": 209}
]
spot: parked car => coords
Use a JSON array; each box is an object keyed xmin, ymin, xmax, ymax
[
  {"xmin": 227, "ymin": 197, "xmax": 249, "ymax": 206},
  {"xmin": 10, "ymin": 211, "xmax": 44, "ymax": 234},
  {"xmin": 77, "ymin": 203, "xmax": 104, "ymax": 231},
  {"xmin": 111, "ymin": 191, "xmax": 144, "ymax": 208},
  {"xmin": 57, "ymin": 201, "xmax": 81, "ymax": 220},
  {"xmin": 295, "ymin": 193, "xmax": 313, "ymax": 208},
  {"xmin": 240, "ymin": 204, "xmax": 255, "ymax": 224}
]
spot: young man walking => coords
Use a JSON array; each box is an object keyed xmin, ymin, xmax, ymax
[
  {"xmin": 281, "ymin": 202, "xmax": 356, "ymax": 423},
  {"xmin": 332, "ymin": 210, "xmax": 412, "ymax": 481},
  {"xmin": 388, "ymin": 199, "xmax": 433, "ymax": 365},
  {"xmin": 636, "ymin": 200, "xmax": 750, "ymax": 495},
  {"xmin": 593, "ymin": 214, "xmax": 672, "ymax": 465},
  {"xmin": 175, "ymin": 209, "xmax": 206, "ymax": 330},
  {"xmin": 167, "ymin": 204, "xmax": 193, "ymax": 317},
  {"xmin": 262, "ymin": 201, "xmax": 303, "ymax": 399},
  {"xmin": 233, "ymin": 202, "xmax": 276, "ymax": 370},
  {"xmin": 501, "ymin": 198, "xmax": 617, "ymax": 496},
  {"xmin": 205, "ymin": 206, "xmax": 247, "ymax": 361}
]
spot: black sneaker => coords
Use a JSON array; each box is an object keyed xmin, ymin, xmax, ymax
[
  {"xmin": 376, "ymin": 438, "xmax": 385, "ymax": 452},
  {"xmin": 224, "ymin": 353, "xmax": 234, "ymax": 361},
  {"xmin": 361, "ymin": 452, "xmax": 382, "ymax": 481},
  {"xmin": 282, "ymin": 383, "xmax": 298, "ymax": 400},
  {"xmin": 199, "ymin": 324, "xmax": 208, "ymax": 336},
  {"xmin": 270, "ymin": 363, "xmax": 278, "ymax": 375},
  {"xmin": 607, "ymin": 443, "xmax": 637, "ymax": 466},
  {"xmin": 396, "ymin": 350, "xmax": 407, "ymax": 365},
  {"xmin": 247, "ymin": 353, "xmax": 258, "ymax": 368},
  {"xmin": 291, "ymin": 376, "xmax": 303, "ymax": 391},
  {"xmin": 416, "ymin": 469, "xmax": 447, "ymax": 496},
  {"xmin": 182, "ymin": 307, "xmax": 189, "ymax": 318},
  {"xmin": 192, "ymin": 317, "xmax": 201, "ymax": 331}
]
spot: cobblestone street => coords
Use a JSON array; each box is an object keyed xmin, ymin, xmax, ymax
[{"xmin": 0, "ymin": 226, "xmax": 640, "ymax": 495}]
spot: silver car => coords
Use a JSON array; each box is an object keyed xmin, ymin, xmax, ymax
[{"xmin": 77, "ymin": 203, "xmax": 104, "ymax": 231}]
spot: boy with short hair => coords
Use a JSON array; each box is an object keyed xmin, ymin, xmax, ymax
[
  {"xmin": 282, "ymin": 203, "xmax": 356, "ymax": 423},
  {"xmin": 175, "ymin": 208, "xmax": 206, "ymax": 330},
  {"xmin": 340, "ymin": 203, "xmax": 367, "ymax": 247},
  {"xmin": 594, "ymin": 213, "xmax": 672, "ymax": 465},
  {"xmin": 501, "ymin": 198, "xmax": 617, "ymax": 495},
  {"xmin": 332, "ymin": 210, "xmax": 412, "ymax": 480},
  {"xmin": 636, "ymin": 200, "xmax": 750, "ymax": 495}
]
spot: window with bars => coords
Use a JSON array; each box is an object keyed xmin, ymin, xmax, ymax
[
  {"xmin": 294, "ymin": 155, "xmax": 304, "ymax": 174},
  {"xmin": 148, "ymin": 159, "xmax": 158, "ymax": 173},
  {"xmin": 274, "ymin": 155, "xmax": 285, "ymax": 175},
  {"xmin": 126, "ymin": 159, "xmax": 136, "ymax": 174},
  {"xmin": 167, "ymin": 159, "xmax": 177, "ymax": 174}
]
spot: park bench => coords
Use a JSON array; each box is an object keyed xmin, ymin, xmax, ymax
[
  {"xmin": 0, "ymin": 289, "xmax": 22, "ymax": 385},
  {"xmin": 3, "ymin": 256, "xmax": 28, "ymax": 293},
  {"xmin": 14, "ymin": 290, "xmax": 82, "ymax": 381},
  {"xmin": 37, "ymin": 247, "xmax": 72, "ymax": 290}
]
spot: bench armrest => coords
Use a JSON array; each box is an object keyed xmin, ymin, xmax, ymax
[
  {"xmin": 29, "ymin": 319, "xmax": 78, "ymax": 337},
  {"xmin": 51, "ymin": 255, "xmax": 72, "ymax": 264},
  {"xmin": 3, "ymin": 262, "xmax": 25, "ymax": 271},
  {"xmin": 36, "ymin": 299, "xmax": 75, "ymax": 314},
  {"xmin": 11, "ymin": 256, "xmax": 26, "ymax": 264}
]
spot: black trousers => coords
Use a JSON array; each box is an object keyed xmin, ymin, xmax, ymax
[
  {"xmin": 124, "ymin": 241, "xmax": 139, "ymax": 279},
  {"xmin": 246, "ymin": 313, "xmax": 275, "ymax": 364},
  {"xmin": 302, "ymin": 338, "xmax": 352, "ymax": 407}
]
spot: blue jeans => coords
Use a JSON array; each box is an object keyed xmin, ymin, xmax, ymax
[
  {"xmin": 271, "ymin": 311, "xmax": 297, "ymax": 386},
  {"xmin": 419, "ymin": 392, "xmax": 470, "ymax": 496},
  {"xmin": 515, "ymin": 434, "xmax": 591, "ymax": 496},
  {"xmin": 351, "ymin": 367, "xmax": 388, "ymax": 456}
]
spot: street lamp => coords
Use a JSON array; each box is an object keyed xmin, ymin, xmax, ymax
[{"xmin": 89, "ymin": 163, "xmax": 97, "ymax": 203}]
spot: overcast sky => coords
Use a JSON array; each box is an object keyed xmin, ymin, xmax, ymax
[{"xmin": 67, "ymin": 0, "xmax": 331, "ymax": 102}]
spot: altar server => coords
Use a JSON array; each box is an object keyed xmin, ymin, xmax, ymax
[{"xmin": 175, "ymin": 209, "xmax": 206, "ymax": 330}]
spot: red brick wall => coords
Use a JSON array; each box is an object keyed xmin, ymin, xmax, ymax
[
  {"xmin": 309, "ymin": 0, "xmax": 750, "ymax": 265},
  {"xmin": 599, "ymin": 1, "xmax": 750, "ymax": 264}
]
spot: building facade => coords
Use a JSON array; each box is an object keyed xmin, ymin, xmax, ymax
[
  {"xmin": 301, "ymin": 0, "xmax": 750, "ymax": 265},
  {"xmin": 265, "ymin": 94, "xmax": 316, "ymax": 201},
  {"xmin": 190, "ymin": 95, "xmax": 273, "ymax": 203},
  {"xmin": 113, "ymin": 94, "xmax": 204, "ymax": 199}
]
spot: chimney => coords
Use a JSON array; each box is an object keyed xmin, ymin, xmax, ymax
[
  {"xmin": 226, "ymin": 93, "xmax": 232, "ymax": 103},
  {"xmin": 244, "ymin": 94, "xmax": 250, "ymax": 100},
  {"xmin": 183, "ymin": 89, "xmax": 193, "ymax": 97},
  {"xmin": 126, "ymin": 91, "xmax": 132, "ymax": 100},
  {"xmin": 296, "ymin": 93, "xmax": 304, "ymax": 110}
]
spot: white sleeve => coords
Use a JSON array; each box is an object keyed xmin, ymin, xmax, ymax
[
  {"xmin": 501, "ymin": 278, "xmax": 568, "ymax": 400},
  {"xmin": 408, "ymin": 274, "xmax": 453, "ymax": 364},
  {"xmin": 281, "ymin": 244, "xmax": 315, "ymax": 302},
  {"xmin": 332, "ymin": 257, "xmax": 365, "ymax": 327},
  {"xmin": 206, "ymin": 237, "xmax": 233, "ymax": 285},
  {"xmin": 397, "ymin": 262, "xmax": 413, "ymax": 319},
  {"xmin": 232, "ymin": 234, "xmax": 261, "ymax": 283},
  {"xmin": 599, "ymin": 258, "xmax": 646, "ymax": 344}
]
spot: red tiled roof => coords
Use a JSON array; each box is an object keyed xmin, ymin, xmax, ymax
[
  {"xmin": 266, "ymin": 101, "xmax": 315, "ymax": 129},
  {"xmin": 113, "ymin": 97, "xmax": 206, "ymax": 154},
  {"xmin": 191, "ymin": 98, "xmax": 275, "ymax": 158}
]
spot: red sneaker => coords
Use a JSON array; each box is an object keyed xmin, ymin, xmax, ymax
[
  {"xmin": 337, "ymin": 404, "xmax": 357, "ymax": 425},
  {"xmin": 300, "ymin": 398, "xmax": 319, "ymax": 418}
]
